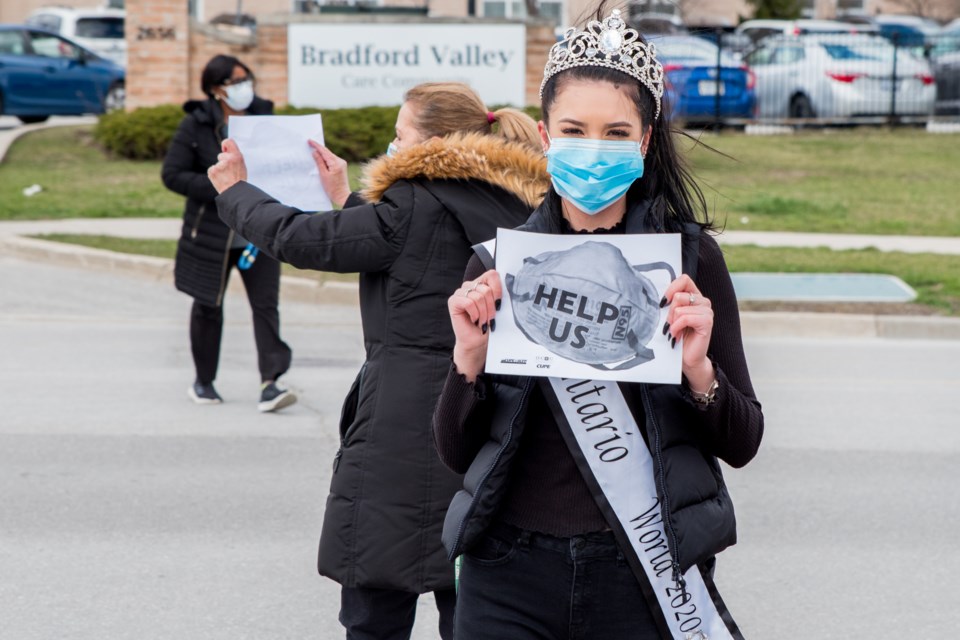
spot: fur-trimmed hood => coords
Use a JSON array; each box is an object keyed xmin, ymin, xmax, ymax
[{"xmin": 361, "ymin": 132, "xmax": 550, "ymax": 209}]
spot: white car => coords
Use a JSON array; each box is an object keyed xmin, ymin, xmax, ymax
[
  {"xmin": 25, "ymin": 6, "xmax": 125, "ymax": 67},
  {"xmin": 744, "ymin": 34, "xmax": 935, "ymax": 119},
  {"xmin": 735, "ymin": 19, "xmax": 878, "ymax": 47}
]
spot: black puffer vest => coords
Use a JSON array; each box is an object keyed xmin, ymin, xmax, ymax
[{"xmin": 441, "ymin": 198, "xmax": 737, "ymax": 578}]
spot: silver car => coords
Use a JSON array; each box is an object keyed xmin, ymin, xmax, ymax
[{"xmin": 745, "ymin": 34, "xmax": 936, "ymax": 119}]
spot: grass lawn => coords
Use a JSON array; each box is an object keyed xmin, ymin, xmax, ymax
[
  {"xmin": 0, "ymin": 125, "xmax": 366, "ymax": 221},
  {"xmin": 686, "ymin": 128, "xmax": 960, "ymax": 237},
  {"xmin": 0, "ymin": 126, "xmax": 183, "ymax": 220},
  {"xmin": 722, "ymin": 244, "xmax": 960, "ymax": 316},
  {"xmin": 10, "ymin": 124, "xmax": 960, "ymax": 315}
]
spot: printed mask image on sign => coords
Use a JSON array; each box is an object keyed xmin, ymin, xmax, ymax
[{"xmin": 505, "ymin": 241, "xmax": 674, "ymax": 370}]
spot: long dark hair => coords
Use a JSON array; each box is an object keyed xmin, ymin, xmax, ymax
[{"xmin": 540, "ymin": 2, "xmax": 714, "ymax": 233}]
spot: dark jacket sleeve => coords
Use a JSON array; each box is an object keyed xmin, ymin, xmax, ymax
[
  {"xmin": 161, "ymin": 116, "xmax": 220, "ymax": 204},
  {"xmin": 689, "ymin": 235, "xmax": 764, "ymax": 468},
  {"xmin": 432, "ymin": 254, "xmax": 493, "ymax": 474},
  {"xmin": 215, "ymin": 180, "xmax": 413, "ymax": 273}
]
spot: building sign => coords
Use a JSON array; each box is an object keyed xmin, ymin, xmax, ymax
[{"xmin": 288, "ymin": 23, "xmax": 526, "ymax": 108}]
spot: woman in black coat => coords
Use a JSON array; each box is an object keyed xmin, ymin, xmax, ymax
[
  {"xmin": 162, "ymin": 54, "xmax": 295, "ymax": 412},
  {"xmin": 207, "ymin": 83, "xmax": 550, "ymax": 640},
  {"xmin": 434, "ymin": 8, "xmax": 764, "ymax": 639}
]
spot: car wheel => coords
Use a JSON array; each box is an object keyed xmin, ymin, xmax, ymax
[
  {"xmin": 17, "ymin": 115, "xmax": 50, "ymax": 124},
  {"xmin": 789, "ymin": 94, "xmax": 816, "ymax": 119},
  {"xmin": 104, "ymin": 83, "xmax": 125, "ymax": 113}
]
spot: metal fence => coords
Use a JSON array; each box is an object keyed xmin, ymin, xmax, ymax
[{"xmin": 658, "ymin": 30, "xmax": 960, "ymax": 127}]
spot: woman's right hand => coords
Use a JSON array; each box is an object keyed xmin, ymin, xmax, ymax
[
  {"xmin": 308, "ymin": 140, "xmax": 351, "ymax": 208},
  {"xmin": 449, "ymin": 269, "xmax": 502, "ymax": 383}
]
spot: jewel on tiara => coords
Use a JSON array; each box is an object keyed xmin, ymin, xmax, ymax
[{"xmin": 540, "ymin": 9, "xmax": 665, "ymax": 120}]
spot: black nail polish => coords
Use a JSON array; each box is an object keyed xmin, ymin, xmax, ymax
[
  {"xmin": 659, "ymin": 296, "xmax": 668, "ymax": 308},
  {"xmin": 671, "ymin": 336, "xmax": 677, "ymax": 349},
  {"xmin": 662, "ymin": 321, "xmax": 670, "ymax": 336},
  {"xmin": 495, "ymin": 299, "xmax": 502, "ymax": 311},
  {"xmin": 490, "ymin": 319, "xmax": 496, "ymax": 332},
  {"xmin": 482, "ymin": 323, "xmax": 488, "ymax": 334}
]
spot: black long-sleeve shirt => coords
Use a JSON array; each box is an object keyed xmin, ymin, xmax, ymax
[{"xmin": 433, "ymin": 225, "xmax": 764, "ymax": 536}]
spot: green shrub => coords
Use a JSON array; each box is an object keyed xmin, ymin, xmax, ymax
[
  {"xmin": 93, "ymin": 103, "xmax": 539, "ymax": 163},
  {"xmin": 94, "ymin": 104, "xmax": 184, "ymax": 160},
  {"xmin": 277, "ymin": 104, "xmax": 399, "ymax": 162}
]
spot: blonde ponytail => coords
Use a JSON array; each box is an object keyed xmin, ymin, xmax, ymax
[{"xmin": 404, "ymin": 82, "xmax": 541, "ymax": 153}]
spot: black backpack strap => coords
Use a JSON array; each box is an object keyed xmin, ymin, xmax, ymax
[{"xmin": 471, "ymin": 241, "xmax": 496, "ymax": 271}]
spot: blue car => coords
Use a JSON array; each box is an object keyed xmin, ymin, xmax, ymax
[
  {"xmin": 0, "ymin": 24, "xmax": 124, "ymax": 124},
  {"xmin": 646, "ymin": 35, "xmax": 757, "ymax": 124}
]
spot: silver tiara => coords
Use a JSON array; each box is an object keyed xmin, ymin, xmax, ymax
[{"xmin": 540, "ymin": 9, "xmax": 665, "ymax": 120}]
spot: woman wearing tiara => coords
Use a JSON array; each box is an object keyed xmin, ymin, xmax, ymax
[
  {"xmin": 206, "ymin": 83, "xmax": 549, "ymax": 639},
  {"xmin": 433, "ymin": 5, "xmax": 764, "ymax": 639}
]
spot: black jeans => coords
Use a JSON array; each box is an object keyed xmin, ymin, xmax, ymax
[
  {"xmin": 190, "ymin": 248, "xmax": 292, "ymax": 384},
  {"xmin": 339, "ymin": 586, "xmax": 456, "ymax": 640},
  {"xmin": 455, "ymin": 523, "xmax": 660, "ymax": 640}
]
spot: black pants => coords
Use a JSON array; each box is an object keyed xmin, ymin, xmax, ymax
[
  {"xmin": 190, "ymin": 248, "xmax": 292, "ymax": 384},
  {"xmin": 339, "ymin": 586, "xmax": 456, "ymax": 640},
  {"xmin": 455, "ymin": 523, "xmax": 660, "ymax": 640}
]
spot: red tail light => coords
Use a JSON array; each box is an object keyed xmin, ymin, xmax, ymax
[
  {"xmin": 916, "ymin": 74, "xmax": 935, "ymax": 85},
  {"xmin": 826, "ymin": 72, "xmax": 865, "ymax": 83},
  {"xmin": 741, "ymin": 65, "xmax": 756, "ymax": 90}
]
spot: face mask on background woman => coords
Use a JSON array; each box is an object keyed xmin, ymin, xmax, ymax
[
  {"xmin": 545, "ymin": 136, "xmax": 645, "ymax": 215},
  {"xmin": 223, "ymin": 80, "xmax": 254, "ymax": 112}
]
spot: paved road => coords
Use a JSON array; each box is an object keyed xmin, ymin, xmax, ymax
[{"xmin": 3, "ymin": 256, "xmax": 958, "ymax": 639}]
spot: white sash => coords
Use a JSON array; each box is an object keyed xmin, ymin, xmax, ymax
[{"xmin": 547, "ymin": 377, "xmax": 742, "ymax": 640}]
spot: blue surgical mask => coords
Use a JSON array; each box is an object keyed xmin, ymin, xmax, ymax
[
  {"xmin": 545, "ymin": 136, "xmax": 644, "ymax": 215},
  {"xmin": 386, "ymin": 142, "xmax": 399, "ymax": 157}
]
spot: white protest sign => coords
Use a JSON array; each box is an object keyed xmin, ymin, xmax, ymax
[
  {"xmin": 486, "ymin": 229, "xmax": 683, "ymax": 383},
  {"xmin": 228, "ymin": 114, "xmax": 332, "ymax": 212}
]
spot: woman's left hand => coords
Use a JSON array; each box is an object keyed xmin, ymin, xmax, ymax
[
  {"xmin": 663, "ymin": 274, "xmax": 716, "ymax": 392},
  {"xmin": 208, "ymin": 138, "xmax": 248, "ymax": 194}
]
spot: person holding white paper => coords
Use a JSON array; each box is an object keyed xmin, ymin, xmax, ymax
[
  {"xmin": 162, "ymin": 54, "xmax": 295, "ymax": 413},
  {"xmin": 433, "ymin": 6, "xmax": 765, "ymax": 639},
  {"xmin": 207, "ymin": 82, "xmax": 548, "ymax": 640}
]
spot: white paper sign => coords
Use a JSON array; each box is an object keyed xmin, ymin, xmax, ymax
[
  {"xmin": 228, "ymin": 114, "xmax": 332, "ymax": 212},
  {"xmin": 486, "ymin": 229, "xmax": 683, "ymax": 383}
]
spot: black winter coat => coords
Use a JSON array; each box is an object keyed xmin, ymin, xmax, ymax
[
  {"xmin": 215, "ymin": 133, "xmax": 550, "ymax": 592},
  {"xmin": 162, "ymin": 96, "xmax": 274, "ymax": 307}
]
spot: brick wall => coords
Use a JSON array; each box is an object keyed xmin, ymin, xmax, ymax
[
  {"xmin": 186, "ymin": 23, "xmax": 287, "ymax": 103},
  {"xmin": 525, "ymin": 22, "xmax": 556, "ymax": 106},
  {"xmin": 125, "ymin": 0, "xmax": 190, "ymax": 111},
  {"xmin": 127, "ymin": 5, "xmax": 558, "ymax": 110}
]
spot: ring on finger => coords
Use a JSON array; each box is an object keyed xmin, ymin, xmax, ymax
[{"xmin": 689, "ymin": 293, "xmax": 696, "ymax": 305}]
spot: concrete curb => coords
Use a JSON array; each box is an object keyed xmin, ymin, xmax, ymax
[
  {"xmin": 1, "ymin": 235, "xmax": 359, "ymax": 307},
  {"xmin": 8, "ymin": 234, "xmax": 960, "ymax": 341}
]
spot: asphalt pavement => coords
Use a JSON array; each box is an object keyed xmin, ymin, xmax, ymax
[{"xmin": 3, "ymin": 254, "xmax": 960, "ymax": 639}]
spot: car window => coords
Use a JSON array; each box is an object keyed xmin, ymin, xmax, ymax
[
  {"xmin": 822, "ymin": 43, "xmax": 879, "ymax": 60},
  {"xmin": 0, "ymin": 30, "xmax": 26, "ymax": 55},
  {"xmin": 771, "ymin": 46, "xmax": 805, "ymax": 64},
  {"xmin": 28, "ymin": 31, "xmax": 82, "ymax": 60},
  {"xmin": 26, "ymin": 14, "xmax": 62, "ymax": 32},
  {"xmin": 75, "ymin": 17, "xmax": 124, "ymax": 39},
  {"xmin": 820, "ymin": 41, "xmax": 893, "ymax": 62},
  {"xmin": 745, "ymin": 47, "xmax": 774, "ymax": 66}
]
